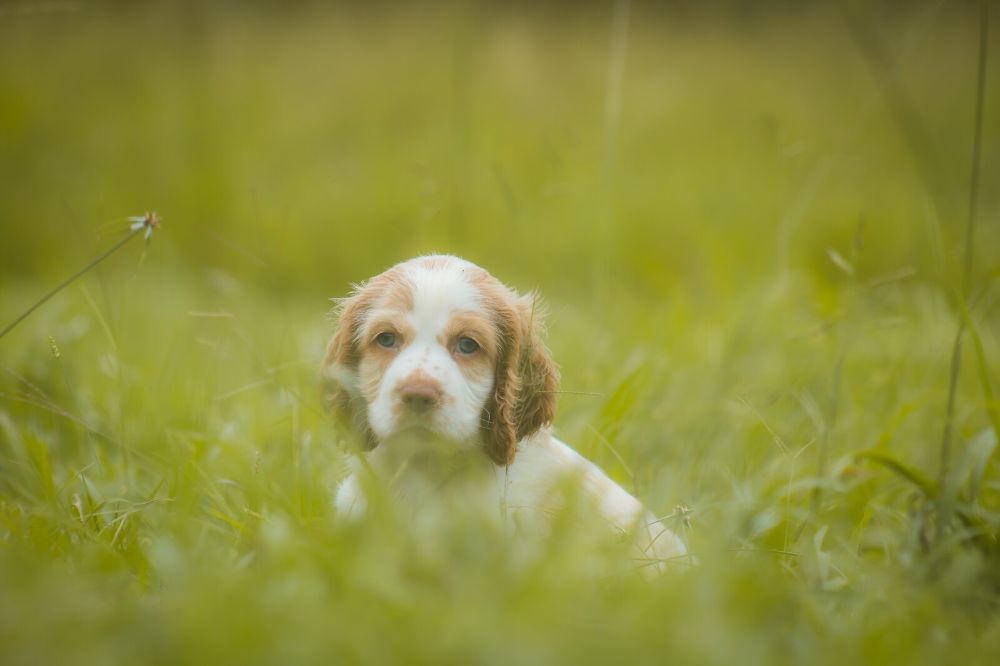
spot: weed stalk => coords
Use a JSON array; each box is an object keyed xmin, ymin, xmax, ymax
[
  {"xmin": 0, "ymin": 213, "xmax": 159, "ymax": 341},
  {"xmin": 938, "ymin": 0, "xmax": 988, "ymax": 534}
]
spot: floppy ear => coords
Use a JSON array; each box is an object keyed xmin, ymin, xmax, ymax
[
  {"xmin": 322, "ymin": 290, "xmax": 379, "ymax": 452},
  {"xmin": 482, "ymin": 293, "xmax": 559, "ymax": 466},
  {"xmin": 514, "ymin": 294, "xmax": 559, "ymax": 439}
]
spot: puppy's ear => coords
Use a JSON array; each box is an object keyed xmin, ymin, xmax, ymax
[
  {"xmin": 322, "ymin": 289, "xmax": 378, "ymax": 452},
  {"xmin": 513, "ymin": 293, "xmax": 559, "ymax": 439},
  {"xmin": 483, "ymin": 293, "xmax": 559, "ymax": 466}
]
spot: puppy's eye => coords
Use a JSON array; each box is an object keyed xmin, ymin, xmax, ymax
[
  {"xmin": 456, "ymin": 337, "xmax": 480, "ymax": 354},
  {"xmin": 375, "ymin": 332, "xmax": 398, "ymax": 348}
]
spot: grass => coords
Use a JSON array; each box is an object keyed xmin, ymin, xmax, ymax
[{"xmin": 1, "ymin": 2, "xmax": 999, "ymax": 664}]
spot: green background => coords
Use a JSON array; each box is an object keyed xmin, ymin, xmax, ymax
[{"xmin": 1, "ymin": 1, "xmax": 999, "ymax": 663}]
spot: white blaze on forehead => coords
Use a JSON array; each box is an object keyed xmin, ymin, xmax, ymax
[{"xmin": 403, "ymin": 260, "xmax": 484, "ymax": 332}]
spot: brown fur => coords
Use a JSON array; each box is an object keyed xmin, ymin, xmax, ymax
[
  {"xmin": 322, "ymin": 267, "xmax": 412, "ymax": 451},
  {"xmin": 477, "ymin": 281, "xmax": 559, "ymax": 466},
  {"xmin": 440, "ymin": 311, "xmax": 499, "ymax": 356}
]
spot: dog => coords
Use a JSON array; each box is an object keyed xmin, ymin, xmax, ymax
[{"xmin": 323, "ymin": 255, "xmax": 687, "ymax": 570}]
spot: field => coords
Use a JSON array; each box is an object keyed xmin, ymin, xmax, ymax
[{"xmin": 1, "ymin": 2, "xmax": 999, "ymax": 664}]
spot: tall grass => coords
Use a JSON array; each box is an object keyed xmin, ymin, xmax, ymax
[
  {"xmin": 938, "ymin": 0, "xmax": 989, "ymax": 519},
  {"xmin": 1, "ymin": 3, "xmax": 999, "ymax": 664}
]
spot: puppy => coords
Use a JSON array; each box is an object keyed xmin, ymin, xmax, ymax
[{"xmin": 323, "ymin": 255, "xmax": 687, "ymax": 569}]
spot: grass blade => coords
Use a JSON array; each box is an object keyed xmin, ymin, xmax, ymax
[{"xmin": 855, "ymin": 449, "xmax": 938, "ymax": 498}]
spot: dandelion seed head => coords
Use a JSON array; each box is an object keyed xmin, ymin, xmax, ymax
[{"xmin": 129, "ymin": 211, "xmax": 161, "ymax": 236}]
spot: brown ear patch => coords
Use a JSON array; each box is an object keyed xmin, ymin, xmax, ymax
[
  {"xmin": 322, "ymin": 267, "xmax": 412, "ymax": 451},
  {"xmin": 322, "ymin": 291, "xmax": 379, "ymax": 451},
  {"xmin": 513, "ymin": 294, "xmax": 559, "ymax": 440},
  {"xmin": 481, "ymin": 288, "xmax": 559, "ymax": 467}
]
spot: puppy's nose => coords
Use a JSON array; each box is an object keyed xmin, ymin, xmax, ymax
[{"xmin": 397, "ymin": 374, "xmax": 443, "ymax": 412}]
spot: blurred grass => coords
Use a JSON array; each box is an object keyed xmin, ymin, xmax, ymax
[{"xmin": 1, "ymin": 1, "xmax": 1000, "ymax": 664}]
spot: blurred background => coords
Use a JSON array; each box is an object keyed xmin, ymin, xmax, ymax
[
  {"xmin": 1, "ymin": 1, "xmax": 999, "ymax": 663},
  {"xmin": 2, "ymin": 0, "xmax": 996, "ymax": 299}
]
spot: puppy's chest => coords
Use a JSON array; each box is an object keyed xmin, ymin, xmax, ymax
[{"xmin": 369, "ymin": 448, "xmax": 507, "ymax": 517}]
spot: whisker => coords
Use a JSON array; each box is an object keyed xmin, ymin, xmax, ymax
[{"xmin": 479, "ymin": 406, "xmax": 494, "ymax": 427}]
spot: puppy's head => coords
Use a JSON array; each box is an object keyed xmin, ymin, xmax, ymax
[{"xmin": 323, "ymin": 255, "xmax": 558, "ymax": 466}]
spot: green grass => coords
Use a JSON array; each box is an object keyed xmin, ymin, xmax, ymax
[{"xmin": 1, "ymin": 2, "xmax": 999, "ymax": 664}]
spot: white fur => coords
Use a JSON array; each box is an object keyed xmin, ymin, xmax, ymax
[{"xmin": 336, "ymin": 431, "xmax": 688, "ymax": 567}]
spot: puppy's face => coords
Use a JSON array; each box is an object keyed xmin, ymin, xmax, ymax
[
  {"xmin": 323, "ymin": 255, "xmax": 559, "ymax": 465},
  {"xmin": 356, "ymin": 262, "xmax": 498, "ymax": 443}
]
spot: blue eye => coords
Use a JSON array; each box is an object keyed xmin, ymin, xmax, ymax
[
  {"xmin": 456, "ymin": 337, "xmax": 480, "ymax": 354},
  {"xmin": 375, "ymin": 332, "xmax": 397, "ymax": 348}
]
